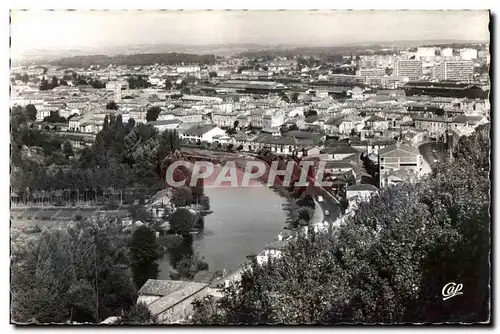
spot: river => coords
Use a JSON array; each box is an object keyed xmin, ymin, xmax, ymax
[{"xmin": 158, "ymin": 184, "xmax": 288, "ymax": 280}]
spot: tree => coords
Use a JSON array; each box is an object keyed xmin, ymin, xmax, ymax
[
  {"xmin": 146, "ymin": 107, "xmax": 162, "ymax": 122},
  {"xmin": 130, "ymin": 226, "xmax": 161, "ymax": 289},
  {"xmin": 233, "ymin": 120, "xmax": 239, "ymax": 130},
  {"xmin": 209, "ymin": 71, "xmax": 218, "ymax": 78},
  {"xmin": 51, "ymin": 76, "xmax": 59, "ymax": 88},
  {"xmin": 106, "ymin": 101, "xmax": 119, "ymax": 110},
  {"xmin": 119, "ymin": 303, "xmax": 156, "ymax": 325},
  {"xmin": 128, "ymin": 204, "xmax": 150, "ymax": 222},
  {"xmin": 169, "ymin": 208, "xmax": 196, "ymax": 236},
  {"xmin": 164, "ymin": 79, "xmax": 172, "ymax": 90},
  {"xmin": 291, "ymin": 92, "xmax": 299, "ymax": 103},
  {"xmin": 12, "ymin": 219, "xmax": 136, "ymax": 324},
  {"xmin": 278, "ymin": 91, "xmax": 290, "ymax": 103},
  {"xmin": 174, "ymin": 254, "xmax": 209, "ymax": 280},
  {"xmin": 39, "ymin": 77, "xmax": 50, "ymax": 91},
  {"xmin": 305, "ymin": 109, "xmax": 317, "ymax": 117},
  {"xmin": 171, "ymin": 186, "xmax": 194, "ymax": 207},
  {"xmin": 24, "ymin": 104, "xmax": 37, "ymax": 121},
  {"xmin": 63, "ymin": 141, "xmax": 74, "ymax": 157}
]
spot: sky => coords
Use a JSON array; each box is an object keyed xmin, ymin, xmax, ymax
[{"xmin": 10, "ymin": 10, "xmax": 490, "ymax": 56}]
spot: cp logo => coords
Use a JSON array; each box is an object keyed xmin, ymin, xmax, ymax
[{"xmin": 442, "ymin": 282, "xmax": 463, "ymax": 301}]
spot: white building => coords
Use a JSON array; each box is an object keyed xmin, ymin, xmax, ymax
[
  {"xmin": 460, "ymin": 48, "xmax": 478, "ymax": 61},
  {"xmin": 36, "ymin": 109, "xmax": 51, "ymax": 121},
  {"xmin": 441, "ymin": 48, "xmax": 453, "ymax": 58},
  {"xmin": 416, "ymin": 47, "xmax": 436, "ymax": 60},
  {"xmin": 181, "ymin": 125, "xmax": 226, "ymax": 143},
  {"xmin": 346, "ymin": 184, "xmax": 379, "ymax": 204}
]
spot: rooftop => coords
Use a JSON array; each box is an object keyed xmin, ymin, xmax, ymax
[{"xmin": 347, "ymin": 184, "xmax": 379, "ymax": 192}]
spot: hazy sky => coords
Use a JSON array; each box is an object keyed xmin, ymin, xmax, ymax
[{"xmin": 10, "ymin": 10, "xmax": 490, "ymax": 55}]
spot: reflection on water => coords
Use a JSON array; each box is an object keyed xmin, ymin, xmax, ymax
[{"xmin": 158, "ymin": 184, "xmax": 287, "ymax": 279}]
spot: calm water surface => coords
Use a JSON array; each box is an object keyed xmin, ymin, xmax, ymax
[{"xmin": 158, "ymin": 184, "xmax": 287, "ymax": 279}]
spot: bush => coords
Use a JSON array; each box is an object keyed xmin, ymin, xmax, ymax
[
  {"xmin": 106, "ymin": 199, "xmax": 119, "ymax": 211},
  {"xmin": 74, "ymin": 214, "xmax": 82, "ymax": 221}
]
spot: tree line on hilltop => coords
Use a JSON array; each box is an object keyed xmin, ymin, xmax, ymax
[{"xmin": 50, "ymin": 53, "xmax": 217, "ymax": 68}]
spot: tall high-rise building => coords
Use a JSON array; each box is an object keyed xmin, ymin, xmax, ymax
[
  {"xmin": 460, "ymin": 48, "xmax": 478, "ymax": 61},
  {"xmin": 432, "ymin": 61, "xmax": 474, "ymax": 82},
  {"xmin": 441, "ymin": 48, "xmax": 453, "ymax": 58},
  {"xmin": 394, "ymin": 60, "xmax": 423, "ymax": 81},
  {"xmin": 416, "ymin": 47, "xmax": 436, "ymax": 60}
]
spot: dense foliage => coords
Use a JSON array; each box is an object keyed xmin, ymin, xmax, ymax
[
  {"xmin": 192, "ymin": 125, "xmax": 490, "ymax": 324},
  {"xmin": 11, "ymin": 219, "xmax": 137, "ymax": 324},
  {"xmin": 11, "ymin": 111, "xmax": 182, "ymax": 198},
  {"xmin": 130, "ymin": 226, "xmax": 162, "ymax": 289}
]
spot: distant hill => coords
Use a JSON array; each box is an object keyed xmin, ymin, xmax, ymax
[
  {"xmin": 237, "ymin": 40, "xmax": 489, "ymax": 58},
  {"xmin": 49, "ymin": 53, "xmax": 218, "ymax": 68}
]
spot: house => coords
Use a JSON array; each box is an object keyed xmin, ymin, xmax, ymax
[
  {"xmin": 261, "ymin": 127, "xmax": 281, "ymax": 137},
  {"xmin": 181, "ymin": 125, "xmax": 226, "ymax": 143},
  {"xmin": 324, "ymin": 161, "xmax": 356, "ymax": 176},
  {"xmin": 69, "ymin": 116, "xmax": 83, "ymax": 131},
  {"xmin": 413, "ymin": 116, "xmax": 452, "ymax": 139},
  {"xmin": 365, "ymin": 115, "xmax": 390, "ymax": 131},
  {"xmin": 351, "ymin": 139, "xmax": 395, "ymax": 155},
  {"xmin": 450, "ymin": 115, "xmax": 486, "ymax": 130},
  {"xmin": 378, "ymin": 142, "xmax": 422, "ymax": 188},
  {"xmin": 322, "ymin": 145, "xmax": 360, "ymax": 161},
  {"xmin": 137, "ymin": 279, "xmax": 210, "ymax": 324},
  {"xmin": 36, "ymin": 108, "xmax": 51, "ymax": 121},
  {"xmin": 147, "ymin": 119, "xmax": 182, "ymax": 132},
  {"xmin": 250, "ymin": 134, "xmax": 301, "ymax": 155},
  {"xmin": 256, "ymin": 239, "xmax": 290, "ymax": 265},
  {"xmin": 79, "ymin": 122, "xmax": 94, "ymax": 133},
  {"xmin": 346, "ymin": 184, "xmax": 379, "ymax": 204}
]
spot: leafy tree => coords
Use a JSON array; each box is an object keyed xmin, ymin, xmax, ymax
[
  {"xmin": 25, "ymin": 104, "xmax": 37, "ymax": 121},
  {"xmin": 43, "ymin": 111, "xmax": 67, "ymax": 123},
  {"xmin": 118, "ymin": 303, "xmax": 156, "ymax": 324},
  {"xmin": 146, "ymin": 107, "xmax": 162, "ymax": 122},
  {"xmin": 209, "ymin": 71, "xmax": 218, "ymax": 78},
  {"xmin": 39, "ymin": 77, "xmax": 50, "ymax": 91},
  {"xmin": 63, "ymin": 141, "xmax": 74, "ymax": 157},
  {"xmin": 171, "ymin": 186, "xmax": 194, "ymax": 207},
  {"xmin": 106, "ymin": 101, "xmax": 119, "ymax": 110},
  {"xmin": 51, "ymin": 76, "xmax": 59, "ymax": 88},
  {"xmin": 278, "ymin": 91, "xmax": 290, "ymax": 103},
  {"xmin": 174, "ymin": 254, "xmax": 209, "ymax": 280},
  {"xmin": 305, "ymin": 109, "xmax": 317, "ymax": 117},
  {"xmin": 130, "ymin": 226, "xmax": 161, "ymax": 289},
  {"xmin": 169, "ymin": 208, "xmax": 196, "ymax": 236},
  {"xmin": 128, "ymin": 204, "xmax": 150, "ymax": 222},
  {"xmin": 164, "ymin": 79, "xmax": 172, "ymax": 90},
  {"xmin": 291, "ymin": 92, "xmax": 299, "ymax": 102},
  {"xmin": 12, "ymin": 220, "xmax": 136, "ymax": 324}
]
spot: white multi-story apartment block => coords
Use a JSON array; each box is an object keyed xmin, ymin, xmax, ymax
[
  {"xmin": 441, "ymin": 48, "xmax": 453, "ymax": 58},
  {"xmin": 460, "ymin": 48, "xmax": 478, "ymax": 61},
  {"xmin": 433, "ymin": 61, "xmax": 474, "ymax": 82},
  {"xmin": 416, "ymin": 47, "xmax": 436, "ymax": 60},
  {"xmin": 394, "ymin": 60, "xmax": 423, "ymax": 81},
  {"xmin": 356, "ymin": 68, "xmax": 386, "ymax": 83}
]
